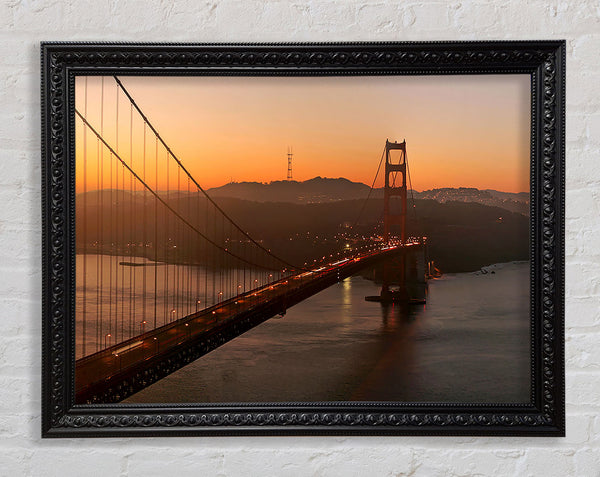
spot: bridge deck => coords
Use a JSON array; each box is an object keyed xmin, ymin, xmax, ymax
[{"xmin": 75, "ymin": 244, "xmax": 422, "ymax": 403}]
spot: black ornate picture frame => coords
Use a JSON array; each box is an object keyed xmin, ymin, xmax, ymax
[{"xmin": 41, "ymin": 41, "xmax": 565, "ymax": 437}]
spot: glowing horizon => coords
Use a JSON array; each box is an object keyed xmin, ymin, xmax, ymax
[{"xmin": 75, "ymin": 75, "xmax": 530, "ymax": 194}]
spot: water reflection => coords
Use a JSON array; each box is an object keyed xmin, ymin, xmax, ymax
[{"xmin": 125, "ymin": 262, "xmax": 530, "ymax": 404}]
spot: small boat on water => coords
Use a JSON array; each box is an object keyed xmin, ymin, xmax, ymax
[
  {"xmin": 119, "ymin": 261, "xmax": 147, "ymax": 267},
  {"xmin": 426, "ymin": 260, "xmax": 442, "ymax": 279}
]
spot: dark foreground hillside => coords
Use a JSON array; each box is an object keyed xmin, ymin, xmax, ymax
[{"xmin": 76, "ymin": 191, "xmax": 528, "ymax": 273}]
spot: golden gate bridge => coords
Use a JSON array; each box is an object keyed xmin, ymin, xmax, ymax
[{"xmin": 74, "ymin": 76, "xmax": 426, "ymax": 403}]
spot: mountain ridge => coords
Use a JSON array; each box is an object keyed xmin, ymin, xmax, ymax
[
  {"xmin": 205, "ymin": 177, "xmax": 529, "ymax": 214},
  {"xmin": 206, "ymin": 176, "xmax": 371, "ymax": 204},
  {"xmin": 76, "ymin": 177, "xmax": 529, "ymax": 215}
]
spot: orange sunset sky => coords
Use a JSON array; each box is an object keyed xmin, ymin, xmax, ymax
[{"xmin": 75, "ymin": 74, "xmax": 530, "ymax": 193}]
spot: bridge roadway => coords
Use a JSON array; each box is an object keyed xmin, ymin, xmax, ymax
[{"xmin": 75, "ymin": 243, "xmax": 419, "ymax": 403}]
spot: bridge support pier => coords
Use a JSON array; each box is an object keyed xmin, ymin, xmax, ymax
[{"xmin": 365, "ymin": 244, "xmax": 428, "ymax": 304}]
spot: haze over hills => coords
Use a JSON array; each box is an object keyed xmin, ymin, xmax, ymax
[{"xmin": 78, "ymin": 177, "xmax": 529, "ymax": 217}]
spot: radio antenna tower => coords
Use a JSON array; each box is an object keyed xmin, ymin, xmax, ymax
[{"xmin": 287, "ymin": 146, "xmax": 293, "ymax": 181}]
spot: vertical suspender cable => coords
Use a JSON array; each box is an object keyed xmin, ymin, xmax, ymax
[
  {"xmin": 195, "ymin": 184, "xmax": 201, "ymax": 312},
  {"xmin": 99, "ymin": 77, "xmax": 104, "ymax": 349},
  {"xmin": 213, "ymin": 202, "xmax": 216, "ymax": 305},
  {"xmin": 80, "ymin": 76, "xmax": 88, "ymax": 356},
  {"xmin": 120, "ymin": 153, "xmax": 125, "ymax": 342},
  {"xmin": 154, "ymin": 137, "xmax": 158, "ymax": 329},
  {"xmin": 108, "ymin": 148, "xmax": 113, "ymax": 341},
  {"xmin": 165, "ymin": 150, "xmax": 170, "ymax": 323},
  {"xmin": 108, "ymin": 98, "xmax": 113, "ymax": 345},
  {"xmin": 187, "ymin": 177, "xmax": 191, "ymax": 316},
  {"xmin": 204, "ymin": 196, "xmax": 208, "ymax": 307},
  {"xmin": 405, "ymin": 149, "xmax": 420, "ymax": 236},
  {"xmin": 220, "ymin": 213, "xmax": 224, "ymax": 302},
  {"xmin": 115, "ymin": 84, "xmax": 120, "ymax": 343},
  {"xmin": 95, "ymin": 135, "xmax": 100, "ymax": 352},
  {"xmin": 176, "ymin": 166, "xmax": 181, "ymax": 319},
  {"xmin": 82, "ymin": 77, "xmax": 88, "ymax": 357},
  {"xmin": 129, "ymin": 102, "xmax": 134, "ymax": 338},
  {"xmin": 142, "ymin": 121, "xmax": 147, "ymax": 329}
]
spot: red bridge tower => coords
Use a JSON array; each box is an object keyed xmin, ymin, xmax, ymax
[{"xmin": 381, "ymin": 139, "xmax": 408, "ymax": 301}]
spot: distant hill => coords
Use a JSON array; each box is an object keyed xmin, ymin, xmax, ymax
[
  {"xmin": 207, "ymin": 177, "xmax": 371, "ymax": 204},
  {"xmin": 206, "ymin": 179, "xmax": 529, "ymax": 215},
  {"xmin": 414, "ymin": 187, "xmax": 529, "ymax": 215},
  {"xmin": 484, "ymin": 189, "xmax": 530, "ymax": 202},
  {"xmin": 77, "ymin": 180, "xmax": 529, "ymax": 217}
]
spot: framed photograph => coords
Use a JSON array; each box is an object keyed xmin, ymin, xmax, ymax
[{"xmin": 41, "ymin": 41, "xmax": 565, "ymax": 437}]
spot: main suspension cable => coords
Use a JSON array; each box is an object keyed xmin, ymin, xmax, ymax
[
  {"xmin": 350, "ymin": 145, "xmax": 386, "ymax": 230},
  {"xmin": 405, "ymin": 147, "xmax": 421, "ymax": 233},
  {"xmin": 113, "ymin": 76, "xmax": 307, "ymax": 272},
  {"xmin": 76, "ymin": 108, "xmax": 286, "ymax": 272}
]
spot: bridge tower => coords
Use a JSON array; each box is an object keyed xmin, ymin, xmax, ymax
[{"xmin": 381, "ymin": 139, "xmax": 408, "ymax": 301}]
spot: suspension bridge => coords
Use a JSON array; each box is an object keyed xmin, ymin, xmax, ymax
[{"xmin": 74, "ymin": 76, "xmax": 427, "ymax": 403}]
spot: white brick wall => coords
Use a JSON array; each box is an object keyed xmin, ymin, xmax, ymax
[{"xmin": 0, "ymin": 1, "xmax": 598, "ymax": 475}]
